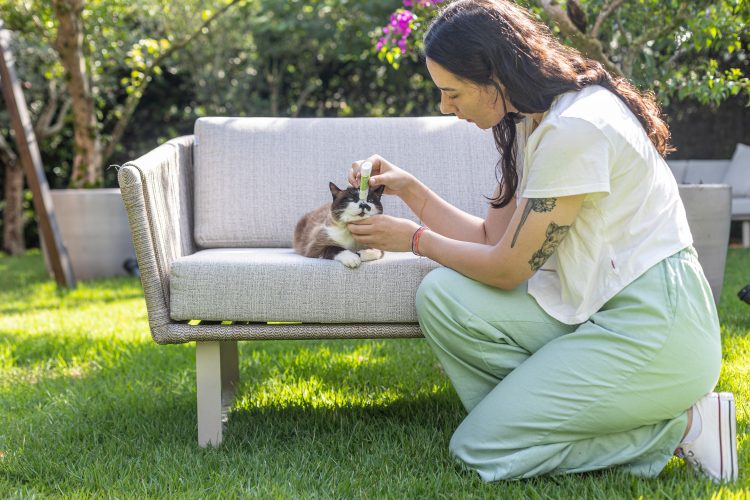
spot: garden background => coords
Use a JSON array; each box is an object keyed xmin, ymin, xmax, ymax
[
  {"xmin": 0, "ymin": 0, "xmax": 749, "ymax": 496},
  {"xmin": 0, "ymin": 0, "xmax": 749, "ymax": 253}
]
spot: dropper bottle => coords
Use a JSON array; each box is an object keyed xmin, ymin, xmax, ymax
[{"xmin": 359, "ymin": 161, "xmax": 373, "ymax": 202}]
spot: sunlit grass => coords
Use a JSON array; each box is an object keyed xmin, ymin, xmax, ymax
[{"xmin": 0, "ymin": 248, "xmax": 748, "ymax": 497}]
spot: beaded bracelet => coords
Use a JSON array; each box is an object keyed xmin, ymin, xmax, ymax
[{"xmin": 411, "ymin": 226, "xmax": 429, "ymax": 256}]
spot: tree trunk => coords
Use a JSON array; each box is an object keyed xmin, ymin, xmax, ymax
[
  {"xmin": 52, "ymin": 0, "xmax": 102, "ymax": 187},
  {"xmin": 1, "ymin": 152, "xmax": 25, "ymax": 255}
]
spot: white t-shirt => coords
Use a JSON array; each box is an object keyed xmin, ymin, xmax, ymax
[{"xmin": 519, "ymin": 85, "xmax": 693, "ymax": 325}]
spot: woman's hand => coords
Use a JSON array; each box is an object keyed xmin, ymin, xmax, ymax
[
  {"xmin": 348, "ymin": 215, "xmax": 421, "ymax": 252},
  {"xmin": 349, "ymin": 154, "xmax": 417, "ymax": 197}
]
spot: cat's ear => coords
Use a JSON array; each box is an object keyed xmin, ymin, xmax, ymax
[
  {"xmin": 329, "ymin": 182, "xmax": 342, "ymax": 199},
  {"xmin": 371, "ymin": 184, "xmax": 386, "ymax": 200}
]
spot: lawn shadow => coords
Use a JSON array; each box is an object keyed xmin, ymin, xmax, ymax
[
  {"xmin": 0, "ymin": 331, "xmax": 459, "ymax": 456},
  {"xmin": 1, "ymin": 329, "xmax": 743, "ymax": 497}
]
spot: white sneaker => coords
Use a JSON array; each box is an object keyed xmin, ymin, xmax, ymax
[{"xmin": 676, "ymin": 392, "xmax": 738, "ymax": 482}]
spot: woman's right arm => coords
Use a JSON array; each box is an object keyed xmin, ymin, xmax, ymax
[{"xmin": 350, "ymin": 155, "xmax": 517, "ymax": 245}]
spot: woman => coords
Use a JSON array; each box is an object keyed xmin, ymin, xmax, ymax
[{"xmin": 347, "ymin": 0, "xmax": 737, "ymax": 482}]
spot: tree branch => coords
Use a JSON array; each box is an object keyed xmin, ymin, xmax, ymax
[
  {"xmin": 102, "ymin": 0, "xmax": 243, "ymax": 163},
  {"xmin": 33, "ymin": 80, "xmax": 59, "ymax": 139},
  {"xmin": 292, "ymin": 79, "xmax": 321, "ymax": 117},
  {"xmin": 0, "ymin": 133, "xmax": 19, "ymax": 164},
  {"xmin": 535, "ymin": 0, "xmax": 624, "ymax": 77},
  {"xmin": 47, "ymin": 97, "xmax": 72, "ymax": 136},
  {"xmin": 591, "ymin": 0, "xmax": 629, "ymax": 39},
  {"xmin": 622, "ymin": 6, "xmax": 691, "ymax": 75},
  {"xmin": 33, "ymin": 79, "xmax": 71, "ymax": 139}
]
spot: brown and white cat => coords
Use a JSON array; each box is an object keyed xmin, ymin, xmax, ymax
[{"xmin": 293, "ymin": 182, "xmax": 386, "ymax": 268}]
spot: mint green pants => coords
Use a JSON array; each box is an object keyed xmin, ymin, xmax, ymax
[{"xmin": 415, "ymin": 247, "xmax": 721, "ymax": 481}]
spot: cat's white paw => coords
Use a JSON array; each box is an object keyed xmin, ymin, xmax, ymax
[
  {"xmin": 334, "ymin": 250, "xmax": 361, "ymax": 268},
  {"xmin": 358, "ymin": 248, "xmax": 384, "ymax": 262}
]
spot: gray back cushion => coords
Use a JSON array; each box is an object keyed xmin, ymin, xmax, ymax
[
  {"xmin": 727, "ymin": 143, "xmax": 750, "ymax": 196},
  {"xmin": 193, "ymin": 117, "xmax": 499, "ymax": 247},
  {"xmin": 666, "ymin": 160, "xmax": 688, "ymax": 183}
]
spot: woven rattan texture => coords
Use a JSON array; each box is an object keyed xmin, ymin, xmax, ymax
[{"xmin": 165, "ymin": 323, "xmax": 424, "ymax": 344}]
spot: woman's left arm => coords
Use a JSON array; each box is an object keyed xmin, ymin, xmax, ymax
[
  {"xmin": 424, "ymin": 194, "xmax": 585, "ymax": 288},
  {"xmin": 349, "ymin": 194, "xmax": 585, "ymax": 289}
]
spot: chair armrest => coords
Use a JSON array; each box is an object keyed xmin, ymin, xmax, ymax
[{"xmin": 118, "ymin": 135, "xmax": 196, "ymax": 343}]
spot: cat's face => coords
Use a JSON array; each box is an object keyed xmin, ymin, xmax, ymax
[{"xmin": 329, "ymin": 182, "xmax": 385, "ymax": 223}]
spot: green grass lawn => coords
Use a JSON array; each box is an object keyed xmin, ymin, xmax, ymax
[{"xmin": 1, "ymin": 249, "xmax": 748, "ymax": 498}]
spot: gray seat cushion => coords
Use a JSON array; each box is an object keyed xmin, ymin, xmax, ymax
[
  {"xmin": 732, "ymin": 197, "xmax": 750, "ymax": 218},
  {"xmin": 170, "ymin": 248, "xmax": 441, "ymax": 322}
]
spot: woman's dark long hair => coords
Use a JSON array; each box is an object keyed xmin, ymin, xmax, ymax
[{"xmin": 424, "ymin": 0, "xmax": 673, "ymax": 208}]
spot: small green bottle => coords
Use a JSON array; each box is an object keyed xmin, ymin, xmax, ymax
[{"xmin": 359, "ymin": 161, "xmax": 373, "ymax": 202}]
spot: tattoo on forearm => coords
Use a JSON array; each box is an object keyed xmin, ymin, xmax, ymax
[
  {"xmin": 511, "ymin": 198, "xmax": 557, "ymax": 248},
  {"xmin": 529, "ymin": 222, "xmax": 570, "ymax": 271}
]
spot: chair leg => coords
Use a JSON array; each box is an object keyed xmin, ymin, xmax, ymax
[
  {"xmin": 742, "ymin": 220, "xmax": 750, "ymax": 248},
  {"xmin": 221, "ymin": 340, "xmax": 240, "ymax": 407},
  {"xmin": 196, "ymin": 341, "xmax": 240, "ymax": 447}
]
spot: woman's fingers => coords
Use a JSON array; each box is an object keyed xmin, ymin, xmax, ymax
[
  {"xmin": 369, "ymin": 171, "xmax": 392, "ymax": 187},
  {"xmin": 348, "ymin": 161, "xmax": 361, "ymax": 187},
  {"xmin": 348, "ymin": 218, "xmax": 375, "ymax": 244},
  {"xmin": 347, "ymin": 218, "xmax": 372, "ymax": 233},
  {"xmin": 348, "ymin": 225, "xmax": 375, "ymax": 246},
  {"xmin": 348, "ymin": 215, "xmax": 419, "ymax": 252},
  {"xmin": 350, "ymin": 155, "xmax": 384, "ymax": 187}
]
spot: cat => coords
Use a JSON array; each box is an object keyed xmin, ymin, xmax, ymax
[{"xmin": 293, "ymin": 182, "xmax": 386, "ymax": 268}]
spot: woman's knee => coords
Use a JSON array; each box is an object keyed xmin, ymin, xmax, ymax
[
  {"xmin": 449, "ymin": 417, "xmax": 513, "ymax": 482},
  {"xmin": 415, "ymin": 267, "xmax": 460, "ymax": 319},
  {"xmin": 448, "ymin": 420, "xmax": 472, "ymax": 461}
]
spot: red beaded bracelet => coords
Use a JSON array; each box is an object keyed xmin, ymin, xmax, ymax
[{"xmin": 411, "ymin": 226, "xmax": 429, "ymax": 256}]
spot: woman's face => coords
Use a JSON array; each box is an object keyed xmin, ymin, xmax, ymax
[{"xmin": 426, "ymin": 57, "xmax": 517, "ymax": 129}]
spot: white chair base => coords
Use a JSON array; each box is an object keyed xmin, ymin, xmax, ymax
[{"xmin": 196, "ymin": 341, "xmax": 239, "ymax": 447}]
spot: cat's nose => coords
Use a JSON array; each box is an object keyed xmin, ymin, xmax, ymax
[{"xmin": 359, "ymin": 203, "xmax": 371, "ymax": 211}]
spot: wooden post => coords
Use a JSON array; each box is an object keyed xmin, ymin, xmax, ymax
[{"xmin": 0, "ymin": 27, "xmax": 76, "ymax": 288}]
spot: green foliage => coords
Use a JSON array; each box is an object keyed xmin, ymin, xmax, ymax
[
  {"xmin": 0, "ymin": 22, "xmax": 72, "ymax": 181},
  {"xmin": 0, "ymin": 0, "xmax": 243, "ymax": 176},
  {"xmin": 374, "ymin": 0, "xmax": 750, "ymax": 106},
  {"xmin": 173, "ymin": 0, "xmax": 435, "ymax": 118},
  {"xmin": 0, "ymin": 249, "xmax": 748, "ymax": 496},
  {"xmin": 114, "ymin": 0, "xmax": 439, "ymax": 167},
  {"xmin": 0, "ymin": 0, "xmax": 747, "ymax": 249},
  {"xmin": 0, "ymin": 0, "xmax": 437, "ymax": 179},
  {"xmin": 595, "ymin": 0, "xmax": 750, "ymax": 106}
]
